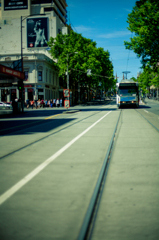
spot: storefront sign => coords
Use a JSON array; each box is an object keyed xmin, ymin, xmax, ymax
[
  {"xmin": 0, "ymin": 83, "xmax": 12, "ymax": 87},
  {"xmin": 0, "ymin": 64, "xmax": 24, "ymax": 80},
  {"xmin": 4, "ymin": 0, "xmax": 28, "ymax": 10},
  {"xmin": 24, "ymin": 84, "xmax": 33, "ymax": 88}
]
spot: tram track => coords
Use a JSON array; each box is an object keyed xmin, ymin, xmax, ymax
[
  {"xmin": 77, "ymin": 107, "xmax": 159, "ymax": 240},
  {"xmin": 77, "ymin": 110, "xmax": 122, "ymax": 240}
]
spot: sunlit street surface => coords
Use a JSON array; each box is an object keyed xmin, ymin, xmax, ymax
[{"xmin": 0, "ymin": 99, "xmax": 159, "ymax": 240}]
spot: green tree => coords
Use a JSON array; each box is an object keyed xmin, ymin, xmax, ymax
[
  {"xmin": 94, "ymin": 47, "xmax": 114, "ymax": 92},
  {"xmin": 137, "ymin": 67, "xmax": 151, "ymax": 93},
  {"xmin": 137, "ymin": 65, "xmax": 159, "ymax": 95},
  {"xmin": 124, "ymin": 0, "xmax": 159, "ymax": 70},
  {"xmin": 47, "ymin": 31, "xmax": 114, "ymax": 91}
]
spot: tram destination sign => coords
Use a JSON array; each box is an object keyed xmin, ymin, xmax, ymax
[
  {"xmin": 120, "ymin": 83, "xmax": 136, "ymax": 87},
  {"xmin": 4, "ymin": 0, "xmax": 28, "ymax": 11}
]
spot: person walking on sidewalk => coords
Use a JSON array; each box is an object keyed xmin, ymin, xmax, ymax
[
  {"xmin": 56, "ymin": 99, "xmax": 59, "ymax": 108},
  {"xmin": 60, "ymin": 98, "xmax": 62, "ymax": 107},
  {"xmin": 53, "ymin": 98, "xmax": 56, "ymax": 107},
  {"xmin": 31, "ymin": 100, "xmax": 34, "ymax": 109}
]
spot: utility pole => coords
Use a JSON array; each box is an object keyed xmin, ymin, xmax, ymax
[{"xmin": 122, "ymin": 71, "xmax": 131, "ymax": 79}]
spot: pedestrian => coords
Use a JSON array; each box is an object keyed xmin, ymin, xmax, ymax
[
  {"xmin": 37, "ymin": 99, "xmax": 41, "ymax": 108},
  {"xmin": 26, "ymin": 99, "xmax": 30, "ymax": 109},
  {"xmin": 60, "ymin": 98, "xmax": 62, "ymax": 107},
  {"xmin": 56, "ymin": 98, "xmax": 59, "ymax": 108},
  {"xmin": 31, "ymin": 100, "xmax": 34, "ymax": 109},
  {"xmin": 41, "ymin": 99, "xmax": 44, "ymax": 108},
  {"xmin": 53, "ymin": 98, "xmax": 56, "ymax": 107},
  {"xmin": 35, "ymin": 99, "xmax": 38, "ymax": 109},
  {"xmin": 45, "ymin": 99, "xmax": 47, "ymax": 108},
  {"xmin": 50, "ymin": 99, "xmax": 53, "ymax": 108}
]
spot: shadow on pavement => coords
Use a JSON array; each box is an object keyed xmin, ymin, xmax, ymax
[
  {"xmin": 0, "ymin": 118, "xmax": 75, "ymax": 136},
  {"xmin": 119, "ymin": 105, "xmax": 151, "ymax": 109}
]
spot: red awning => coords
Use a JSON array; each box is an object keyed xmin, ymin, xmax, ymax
[{"xmin": 0, "ymin": 64, "xmax": 24, "ymax": 80}]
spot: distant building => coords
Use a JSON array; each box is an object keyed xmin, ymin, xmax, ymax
[{"xmin": 0, "ymin": 0, "xmax": 68, "ymax": 102}]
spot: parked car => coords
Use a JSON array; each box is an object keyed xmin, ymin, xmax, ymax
[{"xmin": 0, "ymin": 101, "xmax": 13, "ymax": 110}]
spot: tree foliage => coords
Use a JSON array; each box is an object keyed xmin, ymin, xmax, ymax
[
  {"xmin": 124, "ymin": 0, "xmax": 159, "ymax": 69},
  {"xmin": 47, "ymin": 31, "xmax": 114, "ymax": 90},
  {"xmin": 137, "ymin": 66, "xmax": 159, "ymax": 93}
]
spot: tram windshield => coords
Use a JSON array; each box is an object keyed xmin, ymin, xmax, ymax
[{"xmin": 119, "ymin": 88, "xmax": 137, "ymax": 96}]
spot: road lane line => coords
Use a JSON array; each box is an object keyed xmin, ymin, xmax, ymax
[
  {"xmin": 0, "ymin": 111, "xmax": 112, "ymax": 205},
  {"xmin": 144, "ymin": 110, "xmax": 149, "ymax": 113},
  {"xmin": 45, "ymin": 114, "xmax": 61, "ymax": 120}
]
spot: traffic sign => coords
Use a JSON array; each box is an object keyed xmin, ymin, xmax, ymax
[
  {"xmin": 64, "ymin": 100, "xmax": 70, "ymax": 108},
  {"xmin": 63, "ymin": 89, "xmax": 70, "ymax": 97}
]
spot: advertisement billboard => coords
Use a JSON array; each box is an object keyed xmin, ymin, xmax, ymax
[
  {"xmin": 4, "ymin": 0, "xmax": 28, "ymax": 10},
  {"xmin": 27, "ymin": 17, "xmax": 49, "ymax": 48}
]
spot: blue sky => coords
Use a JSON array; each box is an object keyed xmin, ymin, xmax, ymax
[{"xmin": 66, "ymin": 0, "xmax": 142, "ymax": 82}]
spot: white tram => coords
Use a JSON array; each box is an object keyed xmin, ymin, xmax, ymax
[{"xmin": 116, "ymin": 80, "xmax": 139, "ymax": 108}]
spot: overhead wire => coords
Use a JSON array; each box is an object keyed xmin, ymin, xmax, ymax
[
  {"xmin": 71, "ymin": 68, "xmax": 114, "ymax": 79},
  {"xmin": 126, "ymin": 32, "xmax": 133, "ymax": 72}
]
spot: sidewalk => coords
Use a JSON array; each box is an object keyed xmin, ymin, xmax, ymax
[{"xmin": 145, "ymin": 97, "xmax": 159, "ymax": 104}]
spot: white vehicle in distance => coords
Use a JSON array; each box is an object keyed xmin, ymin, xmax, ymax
[
  {"xmin": 116, "ymin": 80, "xmax": 139, "ymax": 108},
  {"xmin": 0, "ymin": 101, "xmax": 13, "ymax": 110}
]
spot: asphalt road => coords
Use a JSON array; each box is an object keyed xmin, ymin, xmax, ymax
[
  {"xmin": 144, "ymin": 98, "xmax": 159, "ymax": 116},
  {"xmin": 0, "ymin": 100, "xmax": 159, "ymax": 240},
  {"xmin": 0, "ymin": 98, "xmax": 158, "ymax": 135}
]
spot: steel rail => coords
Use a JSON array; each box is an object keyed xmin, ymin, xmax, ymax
[{"xmin": 77, "ymin": 110, "xmax": 122, "ymax": 240}]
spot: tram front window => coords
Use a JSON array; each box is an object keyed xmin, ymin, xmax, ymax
[{"xmin": 119, "ymin": 88, "xmax": 136, "ymax": 96}]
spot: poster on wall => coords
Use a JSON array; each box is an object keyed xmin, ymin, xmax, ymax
[
  {"xmin": 4, "ymin": 0, "xmax": 28, "ymax": 10},
  {"xmin": 27, "ymin": 18, "xmax": 49, "ymax": 48}
]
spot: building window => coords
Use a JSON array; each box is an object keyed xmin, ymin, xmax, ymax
[
  {"xmin": 44, "ymin": 7, "xmax": 53, "ymax": 12},
  {"xmin": 53, "ymin": 73, "xmax": 54, "ymax": 85},
  {"xmin": 46, "ymin": 70, "xmax": 48, "ymax": 83},
  {"xmin": 38, "ymin": 71, "xmax": 42, "ymax": 81},
  {"xmin": 54, "ymin": 74, "xmax": 56, "ymax": 85},
  {"xmin": 24, "ymin": 71, "xmax": 28, "ymax": 81},
  {"xmin": 49, "ymin": 71, "xmax": 51, "ymax": 83}
]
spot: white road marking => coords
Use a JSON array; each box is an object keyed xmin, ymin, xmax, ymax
[
  {"xmin": 0, "ymin": 111, "xmax": 112, "ymax": 205},
  {"xmin": 144, "ymin": 110, "xmax": 149, "ymax": 113}
]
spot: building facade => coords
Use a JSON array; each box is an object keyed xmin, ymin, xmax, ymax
[{"xmin": 0, "ymin": 0, "xmax": 68, "ymax": 102}]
